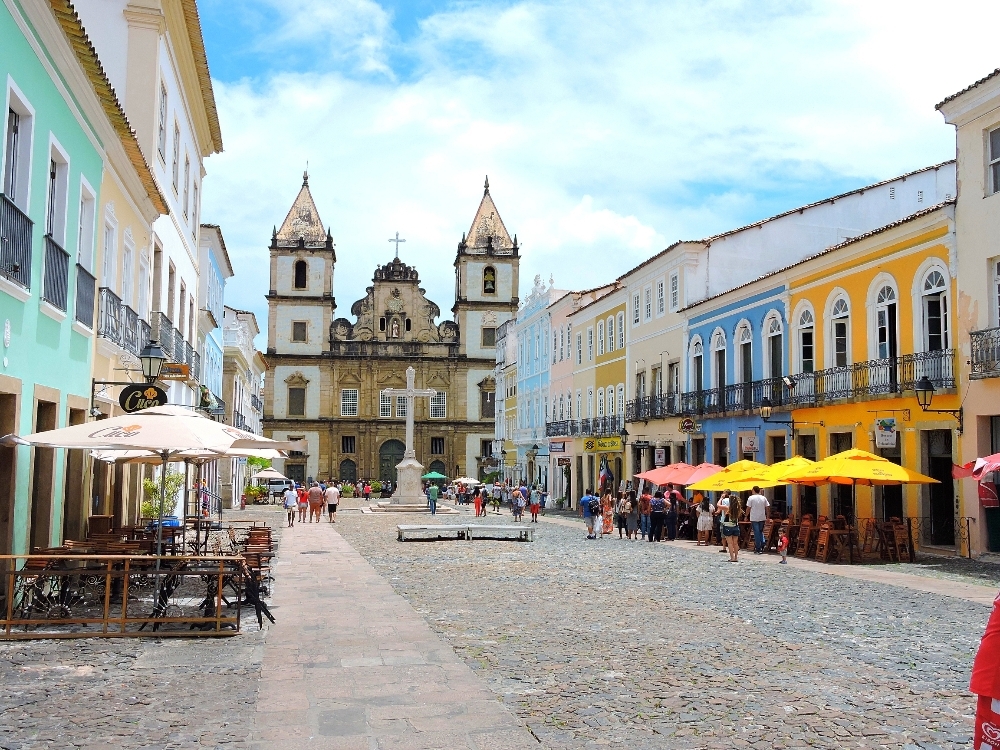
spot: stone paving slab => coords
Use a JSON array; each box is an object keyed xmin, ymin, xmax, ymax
[{"xmin": 249, "ymin": 521, "xmax": 538, "ymax": 749}]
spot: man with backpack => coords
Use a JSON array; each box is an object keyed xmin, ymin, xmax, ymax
[{"xmin": 580, "ymin": 488, "xmax": 598, "ymax": 539}]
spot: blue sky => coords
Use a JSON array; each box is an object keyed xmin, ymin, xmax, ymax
[{"xmin": 196, "ymin": 0, "xmax": 999, "ymax": 335}]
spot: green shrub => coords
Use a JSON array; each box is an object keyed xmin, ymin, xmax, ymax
[{"xmin": 141, "ymin": 470, "xmax": 186, "ymax": 519}]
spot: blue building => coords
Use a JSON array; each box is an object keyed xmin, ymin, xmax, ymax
[
  {"xmin": 683, "ymin": 284, "xmax": 792, "ymax": 513},
  {"xmin": 513, "ymin": 275, "xmax": 565, "ymax": 489}
]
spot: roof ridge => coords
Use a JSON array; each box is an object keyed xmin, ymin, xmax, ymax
[{"xmin": 936, "ymin": 68, "xmax": 1000, "ymax": 110}]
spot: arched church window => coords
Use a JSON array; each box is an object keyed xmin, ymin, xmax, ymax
[
  {"xmin": 294, "ymin": 259, "xmax": 307, "ymax": 289},
  {"xmin": 483, "ymin": 266, "xmax": 497, "ymax": 295},
  {"xmin": 405, "ymin": 318, "xmax": 412, "ymax": 332}
]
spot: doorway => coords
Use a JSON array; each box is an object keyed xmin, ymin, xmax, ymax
[
  {"xmin": 797, "ymin": 434, "xmax": 817, "ymax": 519},
  {"xmin": 770, "ymin": 435, "xmax": 787, "ymax": 516},
  {"xmin": 924, "ymin": 429, "xmax": 955, "ymax": 546},
  {"xmin": 829, "ymin": 432, "xmax": 854, "ymax": 522},
  {"xmin": 713, "ymin": 437, "xmax": 728, "ymax": 467},
  {"xmin": 379, "ymin": 440, "xmax": 405, "ymax": 485},
  {"xmin": 339, "ymin": 459, "xmax": 357, "ymax": 483},
  {"xmin": 30, "ymin": 400, "xmax": 58, "ymax": 551},
  {"xmin": 876, "ymin": 443, "xmax": 903, "ymax": 521},
  {"xmin": 62, "ymin": 408, "xmax": 87, "ymax": 542}
]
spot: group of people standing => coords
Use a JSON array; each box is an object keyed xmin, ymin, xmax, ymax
[
  {"xmin": 578, "ymin": 483, "xmax": 782, "ymax": 563},
  {"xmin": 282, "ymin": 481, "xmax": 341, "ymax": 527}
]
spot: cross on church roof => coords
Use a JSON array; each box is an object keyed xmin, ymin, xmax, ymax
[{"xmin": 388, "ymin": 232, "xmax": 406, "ymax": 259}]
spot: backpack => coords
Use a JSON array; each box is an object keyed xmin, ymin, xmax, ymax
[{"xmin": 588, "ymin": 496, "xmax": 601, "ymax": 515}]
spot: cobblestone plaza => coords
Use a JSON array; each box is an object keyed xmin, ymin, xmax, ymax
[{"xmin": 0, "ymin": 508, "xmax": 991, "ymax": 748}]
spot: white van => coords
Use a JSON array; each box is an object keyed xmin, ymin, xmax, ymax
[{"xmin": 267, "ymin": 478, "xmax": 295, "ymax": 503}]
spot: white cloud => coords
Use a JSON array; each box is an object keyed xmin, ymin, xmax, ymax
[{"xmin": 201, "ymin": 0, "xmax": 1000, "ymax": 340}]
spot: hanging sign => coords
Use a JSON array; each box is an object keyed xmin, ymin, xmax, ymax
[
  {"xmin": 159, "ymin": 363, "xmax": 190, "ymax": 380},
  {"xmin": 654, "ymin": 448, "xmax": 667, "ymax": 466},
  {"xmin": 119, "ymin": 384, "xmax": 168, "ymax": 413},
  {"xmin": 679, "ymin": 418, "xmax": 698, "ymax": 433},
  {"xmin": 741, "ymin": 434, "xmax": 759, "ymax": 454},
  {"xmin": 632, "ymin": 440, "xmax": 651, "ymax": 449},
  {"xmin": 557, "ymin": 457, "xmax": 571, "ymax": 466},
  {"xmin": 549, "ymin": 442, "xmax": 566, "ymax": 452},
  {"xmin": 875, "ymin": 418, "xmax": 898, "ymax": 448},
  {"xmin": 584, "ymin": 436, "xmax": 623, "ymax": 453}
]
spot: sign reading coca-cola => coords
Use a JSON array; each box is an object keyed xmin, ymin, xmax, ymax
[{"xmin": 118, "ymin": 384, "xmax": 168, "ymax": 414}]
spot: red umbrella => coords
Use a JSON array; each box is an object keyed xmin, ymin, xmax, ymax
[
  {"xmin": 677, "ymin": 463, "xmax": 725, "ymax": 485},
  {"xmin": 635, "ymin": 463, "xmax": 693, "ymax": 486}
]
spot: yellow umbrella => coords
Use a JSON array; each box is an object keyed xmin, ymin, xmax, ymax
[
  {"xmin": 752, "ymin": 456, "xmax": 817, "ymax": 483},
  {"xmin": 781, "ymin": 448, "xmax": 938, "ymax": 486},
  {"xmin": 687, "ymin": 460, "xmax": 768, "ymax": 491}
]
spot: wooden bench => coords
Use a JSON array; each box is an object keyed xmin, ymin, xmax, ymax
[{"xmin": 396, "ymin": 524, "xmax": 535, "ymax": 542}]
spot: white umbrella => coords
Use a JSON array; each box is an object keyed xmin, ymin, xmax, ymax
[
  {"xmin": 452, "ymin": 476, "xmax": 480, "ymax": 485},
  {"xmin": 250, "ymin": 467, "xmax": 288, "ymax": 480},
  {"xmin": 3, "ymin": 404, "xmax": 302, "ymax": 570}
]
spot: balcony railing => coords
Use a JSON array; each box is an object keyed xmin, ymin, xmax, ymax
[
  {"xmin": 234, "ymin": 411, "xmax": 249, "ymax": 432},
  {"xmin": 546, "ymin": 414, "xmax": 623, "ymax": 437},
  {"xmin": 250, "ymin": 394, "xmax": 263, "ymax": 413},
  {"xmin": 74, "ymin": 264, "xmax": 95, "ymax": 327},
  {"xmin": 191, "ymin": 350, "xmax": 201, "ymax": 381},
  {"xmin": 184, "ymin": 341, "xmax": 194, "ymax": 371},
  {"xmin": 173, "ymin": 327, "xmax": 185, "ymax": 365},
  {"xmin": 150, "ymin": 312, "xmax": 174, "ymax": 360},
  {"xmin": 121, "ymin": 304, "xmax": 150, "ymax": 357},
  {"xmin": 97, "ymin": 287, "xmax": 123, "ymax": 344},
  {"xmin": 971, "ymin": 328, "xmax": 1000, "ymax": 379},
  {"xmin": 625, "ymin": 393, "xmax": 682, "ymax": 422},
  {"xmin": 0, "ymin": 193, "xmax": 32, "ymax": 289},
  {"xmin": 659, "ymin": 349, "xmax": 956, "ymax": 419},
  {"xmin": 42, "ymin": 235, "xmax": 69, "ymax": 311}
]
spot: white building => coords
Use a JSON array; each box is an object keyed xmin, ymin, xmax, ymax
[{"xmin": 221, "ymin": 306, "xmax": 265, "ymax": 507}]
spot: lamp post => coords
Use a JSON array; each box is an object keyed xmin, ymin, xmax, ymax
[
  {"xmin": 914, "ymin": 376, "xmax": 963, "ymax": 433},
  {"xmin": 90, "ymin": 339, "xmax": 168, "ymax": 418}
]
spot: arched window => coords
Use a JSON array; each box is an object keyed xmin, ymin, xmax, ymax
[
  {"xmin": 712, "ymin": 330, "xmax": 727, "ymax": 389},
  {"xmin": 736, "ymin": 323, "xmax": 752, "ymax": 384},
  {"xmin": 483, "ymin": 266, "xmax": 497, "ymax": 295},
  {"xmin": 922, "ymin": 270, "xmax": 949, "ymax": 351},
  {"xmin": 766, "ymin": 314, "xmax": 783, "ymax": 379},
  {"xmin": 605, "ymin": 386, "xmax": 614, "ymax": 415},
  {"xmin": 873, "ymin": 285, "xmax": 898, "ymax": 360},
  {"xmin": 559, "ymin": 395, "xmax": 564, "ymax": 419},
  {"xmin": 617, "ymin": 312, "xmax": 625, "ymax": 349},
  {"xmin": 691, "ymin": 339, "xmax": 704, "ymax": 392},
  {"xmin": 293, "ymin": 259, "xmax": 307, "ymax": 289},
  {"xmin": 831, "ymin": 297, "xmax": 850, "ymax": 367},
  {"xmin": 798, "ymin": 309, "xmax": 815, "ymax": 373},
  {"xmin": 568, "ymin": 390, "xmax": 573, "ymax": 419},
  {"xmin": 597, "ymin": 320, "xmax": 605, "ymax": 355},
  {"xmin": 607, "ymin": 316, "xmax": 615, "ymax": 352},
  {"xmin": 617, "ymin": 384, "xmax": 625, "ymax": 419}
]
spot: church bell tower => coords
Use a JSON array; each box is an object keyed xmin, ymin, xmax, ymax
[
  {"xmin": 452, "ymin": 177, "xmax": 520, "ymax": 359},
  {"xmin": 266, "ymin": 172, "xmax": 336, "ymax": 356}
]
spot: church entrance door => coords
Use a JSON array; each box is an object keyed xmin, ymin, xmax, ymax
[{"xmin": 379, "ymin": 440, "xmax": 406, "ymax": 485}]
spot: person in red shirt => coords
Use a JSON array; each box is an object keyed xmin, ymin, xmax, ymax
[{"xmin": 972, "ymin": 592, "xmax": 1000, "ymax": 749}]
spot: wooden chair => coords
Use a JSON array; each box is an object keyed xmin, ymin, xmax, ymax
[
  {"xmin": 794, "ymin": 519, "xmax": 813, "ymax": 558},
  {"xmin": 890, "ymin": 521, "xmax": 912, "ymax": 562},
  {"xmin": 814, "ymin": 524, "xmax": 832, "ymax": 562}
]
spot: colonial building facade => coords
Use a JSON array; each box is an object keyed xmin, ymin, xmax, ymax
[{"xmin": 264, "ymin": 177, "xmax": 519, "ymax": 485}]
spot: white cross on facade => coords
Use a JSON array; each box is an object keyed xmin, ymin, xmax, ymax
[
  {"xmin": 381, "ymin": 366, "xmax": 435, "ymax": 460},
  {"xmin": 388, "ymin": 232, "xmax": 406, "ymax": 259}
]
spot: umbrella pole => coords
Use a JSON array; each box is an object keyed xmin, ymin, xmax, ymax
[{"xmin": 155, "ymin": 450, "xmax": 169, "ymax": 576}]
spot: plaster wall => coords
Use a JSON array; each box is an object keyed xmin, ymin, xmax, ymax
[
  {"xmin": 276, "ymin": 254, "xmax": 328, "ymax": 296},
  {"xmin": 272, "ymin": 364, "xmax": 322, "ymax": 419}
]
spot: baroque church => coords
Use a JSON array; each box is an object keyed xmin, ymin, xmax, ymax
[{"xmin": 263, "ymin": 174, "xmax": 520, "ymax": 486}]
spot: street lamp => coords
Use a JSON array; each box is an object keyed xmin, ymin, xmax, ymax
[
  {"xmin": 914, "ymin": 376, "xmax": 963, "ymax": 433},
  {"xmin": 139, "ymin": 340, "xmax": 166, "ymax": 383},
  {"xmin": 619, "ymin": 425, "xmax": 629, "ymax": 446}
]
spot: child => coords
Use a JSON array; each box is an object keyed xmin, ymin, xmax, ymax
[{"xmin": 777, "ymin": 526, "xmax": 790, "ymax": 564}]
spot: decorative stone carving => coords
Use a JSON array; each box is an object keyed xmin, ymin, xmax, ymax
[{"xmin": 284, "ymin": 371, "xmax": 310, "ymax": 386}]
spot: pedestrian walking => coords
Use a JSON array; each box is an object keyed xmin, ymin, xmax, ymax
[
  {"xmin": 664, "ymin": 484, "xmax": 681, "ymax": 541},
  {"xmin": 307, "ymin": 482, "xmax": 324, "ymax": 523},
  {"xmin": 638, "ymin": 489, "xmax": 652, "ymax": 541},
  {"xmin": 721, "ymin": 493, "xmax": 742, "ymax": 562},
  {"xmin": 777, "ymin": 525, "xmax": 789, "ymax": 563},
  {"xmin": 473, "ymin": 487, "xmax": 483, "ymax": 517},
  {"xmin": 325, "ymin": 482, "xmax": 340, "ymax": 523},
  {"xmin": 625, "ymin": 492, "xmax": 639, "ymax": 540},
  {"xmin": 529, "ymin": 485, "xmax": 541, "ymax": 523},
  {"xmin": 600, "ymin": 490, "xmax": 614, "ymax": 537},
  {"xmin": 714, "ymin": 491, "xmax": 730, "ymax": 551},
  {"xmin": 696, "ymin": 497, "xmax": 715, "ymax": 545},
  {"xmin": 283, "ymin": 486, "xmax": 298, "ymax": 527},
  {"xmin": 746, "ymin": 486, "xmax": 770, "ymax": 554},
  {"xmin": 649, "ymin": 491, "xmax": 666, "ymax": 542},
  {"xmin": 581, "ymin": 488, "xmax": 597, "ymax": 539},
  {"xmin": 296, "ymin": 484, "xmax": 308, "ymax": 523},
  {"xmin": 615, "ymin": 493, "xmax": 627, "ymax": 538},
  {"xmin": 363, "ymin": 482, "xmax": 372, "ymax": 501},
  {"xmin": 426, "ymin": 482, "xmax": 439, "ymax": 515}
]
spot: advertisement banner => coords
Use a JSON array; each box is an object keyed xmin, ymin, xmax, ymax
[
  {"xmin": 654, "ymin": 448, "xmax": 667, "ymax": 466},
  {"xmin": 584, "ymin": 436, "xmax": 623, "ymax": 453},
  {"xmin": 875, "ymin": 418, "xmax": 898, "ymax": 448}
]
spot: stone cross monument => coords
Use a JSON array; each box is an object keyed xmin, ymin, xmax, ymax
[{"xmin": 381, "ymin": 366, "xmax": 436, "ymax": 504}]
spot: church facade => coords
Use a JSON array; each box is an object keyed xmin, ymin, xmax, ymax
[{"xmin": 262, "ymin": 175, "xmax": 519, "ymax": 486}]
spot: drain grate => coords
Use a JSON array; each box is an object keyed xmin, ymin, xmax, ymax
[{"xmin": 300, "ymin": 550, "xmax": 331, "ymax": 555}]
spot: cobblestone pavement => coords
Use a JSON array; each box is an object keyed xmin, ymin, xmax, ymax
[{"xmin": 336, "ymin": 512, "xmax": 985, "ymax": 750}]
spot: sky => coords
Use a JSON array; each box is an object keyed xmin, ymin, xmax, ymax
[{"xmin": 196, "ymin": 0, "xmax": 1000, "ymax": 340}]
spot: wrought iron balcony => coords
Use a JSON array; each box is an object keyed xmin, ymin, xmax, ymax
[
  {"xmin": 150, "ymin": 312, "xmax": 175, "ymax": 361},
  {"xmin": 97, "ymin": 287, "xmax": 123, "ymax": 344},
  {"xmin": 233, "ymin": 411, "xmax": 249, "ymax": 432},
  {"xmin": 74, "ymin": 264, "xmax": 95, "ymax": 327},
  {"xmin": 971, "ymin": 328, "xmax": 1000, "ymax": 379},
  {"xmin": 250, "ymin": 394, "xmax": 263, "ymax": 413},
  {"xmin": 547, "ymin": 415, "xmax": 624, "ymax": 437},
  {"xmin": 173, "ymin": 327, "xmax": 185, "ymax": 365},
  {"xmin": 625, "ymin": 393, "xmax": 682, "ymax": 422},
  {"xmin": 191, "ymin": 350, "xmax": 201, "ymax": 381},
  {"xmin": 42, "ymin": 235, "xmax": 69, "ymax": 311},
  {"xmin": 0, "ymin": 193, "xmax": 32, "ymax": 289},
  {"xmin": 121, "ymin": 305, "xmax": 149, "ymax": 357},
  {"xmin": 184, "ymin": 341, "xmax": 194, "ymax": 371}
]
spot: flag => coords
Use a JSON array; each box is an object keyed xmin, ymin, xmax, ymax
[{"xmin": 599, "ymin": 457, "xmax": 613, "ymax": 489}]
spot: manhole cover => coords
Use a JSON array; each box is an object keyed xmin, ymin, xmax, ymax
[{"xmin": 300, "ymin": 550, "xmax": 330, "ymax": 555}]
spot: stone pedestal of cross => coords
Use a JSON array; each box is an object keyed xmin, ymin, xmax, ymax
[{"xmin": 381, "ymin": 366, "xmax": 436, "ymax": 504}]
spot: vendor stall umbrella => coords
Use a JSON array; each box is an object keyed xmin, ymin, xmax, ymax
[{"xmin": 421, "ymin": 471, "xmax": 448, "ymax": 480}]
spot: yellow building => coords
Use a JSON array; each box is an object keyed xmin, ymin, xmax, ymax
[
  {"xmin": 566, "ymin": 286, "xmax": 627, "ymax": 494},
  {"xmin": 786, "ymin": 204, "xmax": 962, "ymax": 550}
]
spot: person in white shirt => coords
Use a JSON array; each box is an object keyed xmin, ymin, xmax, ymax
[
  {"xmin": 283, "ymin": 487, "xmax": 298, "ymax": 528},
  {"xmin": 746, "ymin": 486, "xmax": 770, "ymax": 554},
  {"xmin": 325, "ymin": 483, "xmax": 341, "ymax": 523}
]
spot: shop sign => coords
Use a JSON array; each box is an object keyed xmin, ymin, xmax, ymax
[
  {"xmin": 678, "ymin": 418, "xmax": 699, "ymax": 433},
  {"xmin": 741, "ymin": 433, "xmax": 759, "ymax": 453},
  {"xmin": 632, "ymin": 440, "xmax": 650, "ymax": 449},
  {"xmin": 159, "ymin": 363, "xmax": 190, "ymax": 380},
  {"xmin": 549, "ymin": 442, "xmax": 566, "ymax": 452},
  {"xmin": 584, "ymin": 436, "xmax": 623, "ymax": 453},
  {"xmin": 654, "ymin": 448, "xmax": 667, "ymax": 466},
  {"xmin": 557, "ymin": 457, "xmax": 571, "ymax": 466},
  {"xmin": 119, "ymin": 384, "xmax": 168, "ymax": 413},
  {"xmin": 875, "ymin": 418, "xmax": 898, "ymax": 448}
]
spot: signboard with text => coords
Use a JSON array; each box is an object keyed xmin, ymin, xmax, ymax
[
  {"xmin": 159, "ymin": 363, "xmax": 190, "ymax": 380},
  {"xmin": 654, "ymin": 448, "xmax": 667, "ymax": 466},
  {"xmin": 875, "ymin": 418, "xmax": 898, "ymax": 448},
  {"xmin": 584, "ymin": 436, "xmax": 623, "ymax": 453},
  {"xmin": 549, "ymin": 442, "xmax": 566, "ymax": 452},
  {"xmin": 119, "ymin": 384, "xmax": 168, "ymax": 413},
  {"xmin": 557, "ymin": 457, "xmax": 571, "ymax": 466}
]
